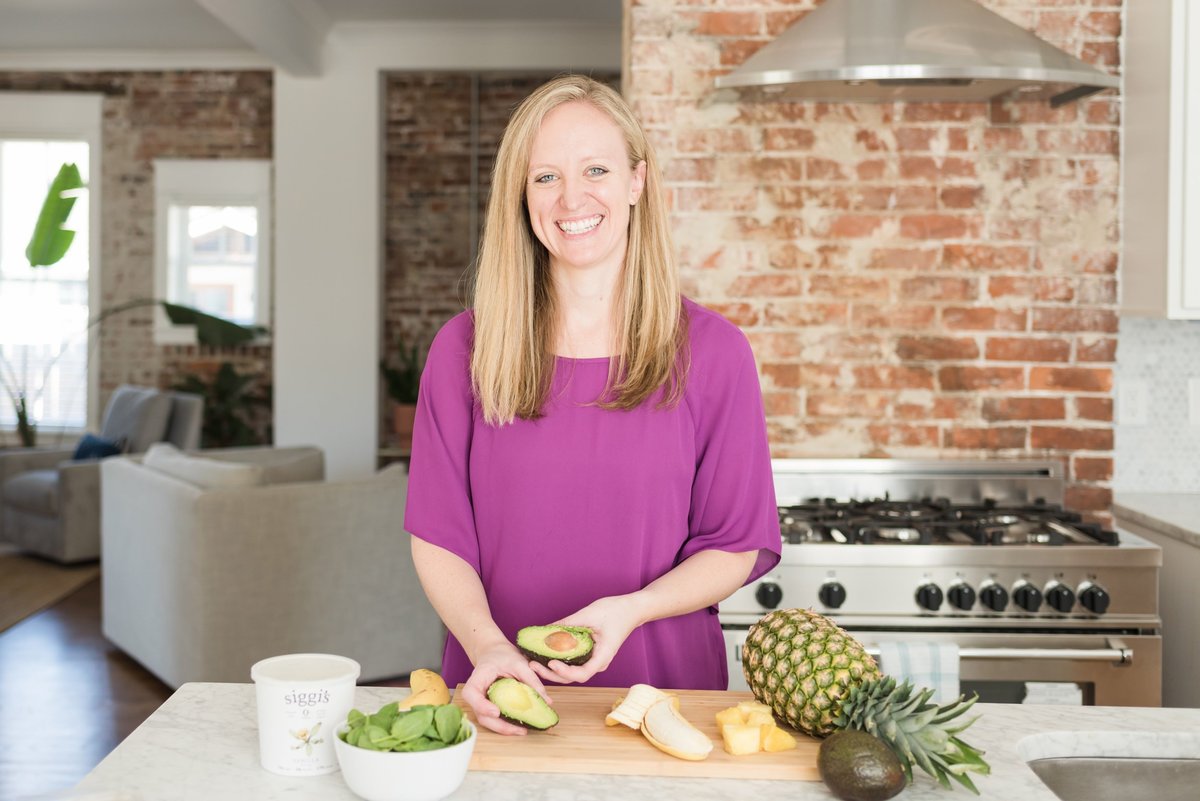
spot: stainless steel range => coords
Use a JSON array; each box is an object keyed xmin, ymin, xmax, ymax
[{"xmin": 721, "ymin": 459, "xmax": 1163, "ymax": 706}]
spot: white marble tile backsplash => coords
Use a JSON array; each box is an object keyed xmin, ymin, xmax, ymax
[{"xmin": 1116, "ymin": 317, "xmax": 1200, "ymax": 492}]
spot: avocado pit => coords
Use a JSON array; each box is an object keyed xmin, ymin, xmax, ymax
[{"xmin": 545, "ymin": 630, "xmax": 578, "ymax": 652}]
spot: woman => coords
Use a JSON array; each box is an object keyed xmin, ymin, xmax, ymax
[{"xmin": 404, "ymin": 75, "xmax": 781, "ymax": 736}]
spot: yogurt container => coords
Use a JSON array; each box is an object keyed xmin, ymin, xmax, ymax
[{"xmin": 250, "ymin": 653, "xmax": 361, "ymax": 776}]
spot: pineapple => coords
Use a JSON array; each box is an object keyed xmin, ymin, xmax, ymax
[{"xmin": 742, "ymin": 608, "xmax": 990, "ymax": 794}]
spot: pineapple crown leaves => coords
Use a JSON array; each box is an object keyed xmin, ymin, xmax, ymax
[{"xmin": 834, "ymin": 676, "xmax": 990, "ymax": 795}]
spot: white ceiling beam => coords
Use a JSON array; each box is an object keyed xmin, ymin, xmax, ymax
[{"xmin": 193, "ymin": 0, "xmax": 329, "ymax": 76}]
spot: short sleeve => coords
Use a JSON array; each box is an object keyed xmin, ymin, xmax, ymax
[
  {"xmin": 679, "ymin": 322, "xmax": 782, "ymax": 585},
  {"xmin": 403, "ymin": 314, "xmax": 481, "ymax": 574}
]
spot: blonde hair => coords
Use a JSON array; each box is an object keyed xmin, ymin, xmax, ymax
[{"xmin": 470, "ymin": 74, "xmax": 686, "ymax": 426}]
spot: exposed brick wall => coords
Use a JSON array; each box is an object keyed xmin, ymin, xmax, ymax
[
  {"xmin": 0, "ymin": 71, "xmax": 273, "ymax": 442},
  {"xmin": 380, "ymin": 71, "xmax": 619, "ymax": 443},
  {"xmin": 626, "ymin": 0, "xmax": 1121, "ymax": 520},
  {"xmin": 383, "ymin": 72, "xmax": 476, "ymax": 368}
]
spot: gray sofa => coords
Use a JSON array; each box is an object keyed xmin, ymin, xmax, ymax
[
  {"xmin": 100, "ymin": 445, "xmax": 445, "ymax": 688},
  {"xmin": 0, "ymin": 385, "xmax": 204, "ymax": 563}
]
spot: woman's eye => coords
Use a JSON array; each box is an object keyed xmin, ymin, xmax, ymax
[
  {"xmin": 587, "ymin": 166, "xmax": 608, "ymax": 177},
  {"xmin": 534, "ymin": 174, "xmax": 556, "ymax": 184}
]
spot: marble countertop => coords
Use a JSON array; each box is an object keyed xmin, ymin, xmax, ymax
[
  {"xmin": 62, "ymin": 683, "xmax": 1200, "ymax": 801},
  {"xmin": 1114, "ymin": 492, "xmax": 1200, "ymax": 548}
]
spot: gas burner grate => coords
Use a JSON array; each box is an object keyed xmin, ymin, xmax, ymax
[{"xmin": 776, "ymin": 497, "xmax": 1120, "ymax": 546}]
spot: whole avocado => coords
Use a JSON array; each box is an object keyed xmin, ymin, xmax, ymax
[{"xmin": 818, "ymin": 729, "xmax": 907, "ymax": 801}]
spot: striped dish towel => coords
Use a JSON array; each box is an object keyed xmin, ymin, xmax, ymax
[{"xmin": 875, "ymin": 641, "xmax": 961, "ymax": 703}]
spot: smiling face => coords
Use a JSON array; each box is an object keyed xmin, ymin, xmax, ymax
[{"xmin": 525, "ymin": 101, "xmax": 647, "ymax": 278}]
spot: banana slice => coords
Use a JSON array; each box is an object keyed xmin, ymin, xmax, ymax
[
  {"xmin": 640, "ymin": 697, "xmax": 713, "ymax": 761},
  {"xmin": 604, "ymin": 696, "xmax": 625, "ymax": 727},
  {"xmin": 606, "ymin": 684, "xmax": 669, "ymax": 729}
]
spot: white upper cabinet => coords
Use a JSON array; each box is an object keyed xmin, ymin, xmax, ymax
[{"xmin": 1124, "ymin": 0, "xmax": 1200, "ymax": 318}]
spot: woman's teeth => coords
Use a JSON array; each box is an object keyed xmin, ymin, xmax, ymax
[{"xmin": 557, "ymin": 215, "xmax": 602, "ymax": 234}]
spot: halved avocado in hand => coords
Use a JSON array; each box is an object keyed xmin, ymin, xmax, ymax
[
  {"xmin": 516, "ymin": 625, "xmax": 595, "ymax": 666},
  {"xmin": 486, "ymin": 678, "xmax": 559, "ymax": 730}
]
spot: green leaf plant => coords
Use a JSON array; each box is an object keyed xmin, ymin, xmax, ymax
[
  {"xmin": 0, "ymin": 163, "xmax": 264, "ymax": 446},
  {"xmin": 26, "ymin": 162, "xmax": 84, "ymax": 267},
  {"xmin": 171, "ymin": 360, "xmax": 271, "ymax": 448},
  {"xmin": 380, "ymin": 334, "xmax": 422, "ymax": 405}
]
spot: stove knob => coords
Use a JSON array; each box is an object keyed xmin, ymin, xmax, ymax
[
  {"xmin": 915, "ymin": 583, "xmax": 944, "ymax": 612},
  {"xmin": 1079, "ymin": 584, "xmax": 1111, "ymax": 615},
  {"xmin": 1045, "ymin": 582, "xmax": 1076, "ymax": 614},
  {"xmin": 755, "ymin": 582, "xmax": 784, "ymax": 610},
  {"xmin": 979, "ymin": 583, "xmax": 1008, "ymax": 612},
  {"xmin": 948, "ymin": 583, "xmax": 976, "ymax": 611},
  {"xmin": 818, "ymin": 581, "xmax": 847, "ymax": 609},
  {"xmin": 1013, "ymin": 582, "xmax": 1043, "ymax": 613}
]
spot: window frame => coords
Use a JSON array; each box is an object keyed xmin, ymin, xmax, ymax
[
  {"xmin": 153, "ymin": 158, "xmax": 272, "ymax": 345},
  {"xmin": 0, "ymin": 92, "xmax": 104, "ymax": 434}
]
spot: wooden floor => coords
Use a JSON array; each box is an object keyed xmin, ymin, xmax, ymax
[
  {"xmin": 0, "ymin": 579, "xmax": 171, "ymax": 800},
  {"xmin": 0, "ymin": 577, "xmax": 415, "ymax": 800}
]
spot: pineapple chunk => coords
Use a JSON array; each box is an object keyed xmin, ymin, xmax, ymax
[
  {"xmin": 720, "ymin": 703, "xmax": 795, "ymax": 756},
  {"xmin": 737, "ymin": 700, "xmax": 773, "ymax": 715},
  {"xmin": 762, "ymin": 724, "xmax": 797, "ymax": 753},
  {"xmin": 744, "ymin": 710, "xmax": 775, "ymax": 727},
  {"xmin": 721, "ymin": 723, "xmax": 763, "ymax": 756},
  {"xmin": 715, "ymin": 707, "xmax": 745, "ymax": 728}
]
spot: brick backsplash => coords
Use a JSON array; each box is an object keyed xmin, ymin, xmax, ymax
[
  {"xmin": 0, "ymin": 70, "xmax": 273, "ymax": 442},
  {"xmin": 627, "ymin": 0, "xmax": 1121, "ymax": 519}
]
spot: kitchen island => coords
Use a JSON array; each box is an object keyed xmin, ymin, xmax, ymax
[{"xmin": 70, "ymin": 683, "xmax": 1200, "ymax": 801}]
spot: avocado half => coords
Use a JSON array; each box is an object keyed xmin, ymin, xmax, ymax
[
  {"xmin": 486, "ymin": 677, "xmax": 559, "ymax": 730},
  {"xmin": 516, "ymin": 625, "xmax": 595, "ymax": 666}
]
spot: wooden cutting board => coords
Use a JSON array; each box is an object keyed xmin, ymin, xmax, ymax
[{"xmin": 454, "ymin": 685, "xmax": 821, "ymax": 781}]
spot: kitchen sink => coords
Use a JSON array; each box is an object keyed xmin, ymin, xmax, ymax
[{"xmin": 1018, "ymin": 731, "xmax": 1200, "ymax": 801}]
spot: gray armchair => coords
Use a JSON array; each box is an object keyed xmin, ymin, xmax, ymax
[{"xmin": 0, "ymin": 385, "xmax": 204, "ymax": 563}]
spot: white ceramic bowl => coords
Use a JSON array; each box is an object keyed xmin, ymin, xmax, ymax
[{"xmin": 333, "ymin": 721, "xmax": 476, "ymax": 801}]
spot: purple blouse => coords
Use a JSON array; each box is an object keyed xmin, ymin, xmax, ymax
[{"xmin": 404, "ymin": 297, "xmax": 781, "ymax": 690}]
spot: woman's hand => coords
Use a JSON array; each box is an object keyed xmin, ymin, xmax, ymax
[
  {"xmin": 530, "ymin": 594, "xmax": 645, "ymax": 685},
  {"xmin": 459, "ymin": 639, "xmax": 554, "ymax": 736}
]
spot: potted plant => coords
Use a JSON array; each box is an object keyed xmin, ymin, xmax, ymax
[
  {"xmin": 172, "ymin": 361, "xmax": 272, "ymax": 448},
  {"xmin": 380, "ymin": 335, "xmax": 422, "ymax": 449}
]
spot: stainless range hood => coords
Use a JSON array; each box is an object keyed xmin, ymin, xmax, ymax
[{"xmin": 713, "ymin": 0, "xmax": 1120, "ymax": 107}]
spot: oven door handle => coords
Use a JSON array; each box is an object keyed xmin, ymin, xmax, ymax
[{"xmin": 865, "ymin": 640, "xmax": 1132, "ymax": 665}]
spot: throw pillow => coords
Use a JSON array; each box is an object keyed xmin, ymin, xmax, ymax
[
  {"xmin": 198, "ymin": 446, "xmax": 325, "ymax": 485},
  {"xmin": 72, "ymin": 432, "xmax": 125, "ymax": 461},
  {"xmin": 99, "ymin": 385, "xmax": 173, "ymax": 453},
  {"xmin": 142, "ymin": 443, "xmax": 267, "ymax": 489}
]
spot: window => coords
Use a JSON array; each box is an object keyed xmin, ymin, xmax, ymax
[
  {"xmin": 0, "ymin": 93, "xmax": 102, "ymax": 434},
  {"xmin": 154, "ymin": 159, "xmax": 271, "ymax": 343}
]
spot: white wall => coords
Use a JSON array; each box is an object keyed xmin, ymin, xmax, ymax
[{"xmin": 273, "ymin": 21, "xmax": 620, "ymax": 478}]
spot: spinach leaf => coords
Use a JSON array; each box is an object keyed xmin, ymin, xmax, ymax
[{"xmin": 435, "ymin": 705, "xmax": 463, "ymax": 744}]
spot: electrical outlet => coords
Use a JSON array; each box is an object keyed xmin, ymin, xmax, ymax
[
  {"xmin": 1118, "ymin": 380, "xmax": 1149, "ymax": 426},
  {"xmin": 1189, "ymin": 379, "xmax": 1200, "ymax": 427}
]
